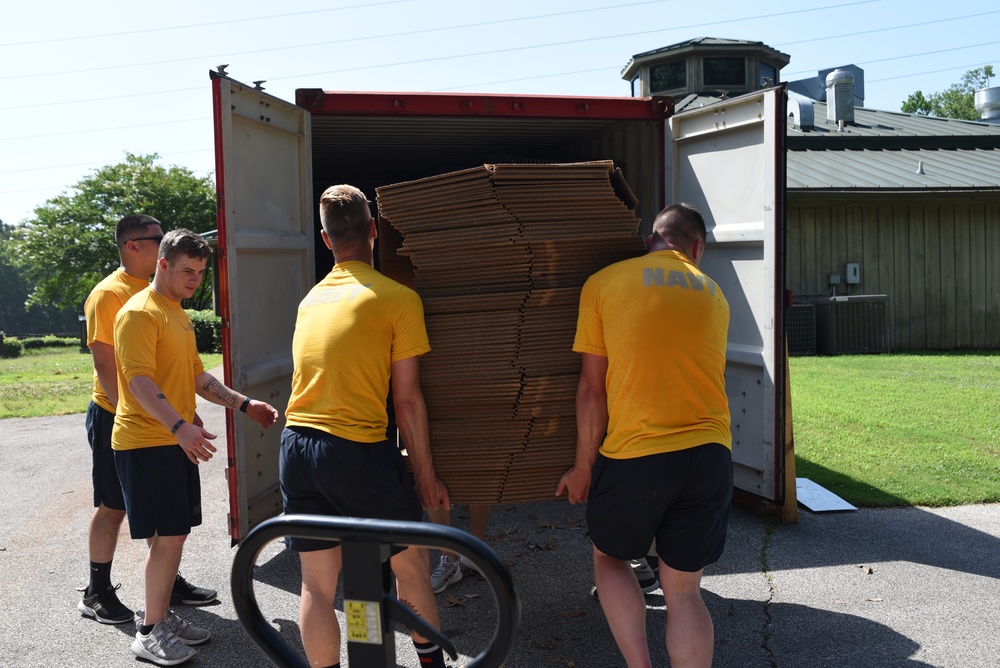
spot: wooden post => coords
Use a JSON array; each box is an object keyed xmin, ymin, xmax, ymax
[{"xmin": 780, "ymin": 346, "xmax": 799, "ymax": 523}]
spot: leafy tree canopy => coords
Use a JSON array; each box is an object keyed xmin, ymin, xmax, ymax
[
  {"xmin": 901, "ymin": 66, "xmax": 995, "ymax": 120},
  {"xmin": 10, "ymin": 153, "xmax": 216, "ymax": 312},
  {"xmin": 0, "ymin": 221, "xmax": 78, "ymax": 335}
]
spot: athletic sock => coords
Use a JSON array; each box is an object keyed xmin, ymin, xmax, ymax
[
  {"xmin": 88, "ymin": 560, "xmax": 113, "ymax": 594},
  {"xmin": 413, "ymin": 640, "xmax": 446, "ymax": 667},
  {"xmin": 140, "ymin": 624, "xmax": 155, "ymax": 635}
]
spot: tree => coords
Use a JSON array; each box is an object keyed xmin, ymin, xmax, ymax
[
  {"xmin": 0, "ymin": 221, "xmax": 80, "ymax": 335},
  {"xmin": 901, "ymin": 66, "xmax": 995, "ymax": 120},
  {"xmin": 11, "ymin": 153, "xmax": 216, "ymax": 313}
]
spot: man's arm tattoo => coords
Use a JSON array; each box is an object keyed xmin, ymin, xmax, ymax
[
  {"xmin": 202, "ymin": 378, "xmax": 240, "ymax": 408},
  {"xmin": 156, "ymin": 393, "xmax": 166, "ymax": 400}
]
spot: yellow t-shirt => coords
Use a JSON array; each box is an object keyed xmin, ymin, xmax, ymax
[
  {"xmin": 285, "ymin": 261, "xmax": 431, "ymax": 442},
  {"xmin": 84, "ymin": 268, "xmax": 150, "ymax": 413},
  {"xmin": 573, "ymin": 249, "xmax": 731, "ymax": 459},
  {"xmin": 111, "ymin": 288, "xmax": 204, "ymax": 450}
]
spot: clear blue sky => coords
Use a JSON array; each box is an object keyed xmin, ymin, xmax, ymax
[{"xmin": 1, "ymin": 0, "xmax": 996, "ymax": 226}]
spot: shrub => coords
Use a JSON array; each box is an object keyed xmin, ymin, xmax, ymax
[
  {"xmin": 1, "ymin": 335, "xmax": 23, "ymax": 359},
  {"xmin": 45, "ymin": 335, "xmax": 79, "ymax": 348},
  {"xmin": 187, "ymin": 309, "xmax": 222, "ymax": 354},
  {"xmin": 21, "ymin": 335, "xmax": 78, "ymax": 349}
]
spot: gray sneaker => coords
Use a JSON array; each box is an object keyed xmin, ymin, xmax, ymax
[
  {"xmin": 165, "ymin": 609, "xmax": 212, "ymax": 645},
  {"xmin": 131, "ymin": 619, "xmax": 197, "ymax": 666},
  {"xmin": 430, "ymin": 554, "xmax": 462, "ymax": 593},
  {"xmin": 137, "ymin": 609, "xmax": 212, "ymax": 646}
]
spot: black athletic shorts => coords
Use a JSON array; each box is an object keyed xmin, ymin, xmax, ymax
[
  {"xmin": 86, "ymin": 401, "xmax": 126, "ymax": 511},
  {"xmin": 279, "ymin": 426, "xmax": 423, "ymax": 552},
  {"xmin": 586, "ymin": 443, "xmax": 733, "ymax": 573},
  {"xmin": 114, "ymin": 445, "xmax": 202, "ymax": 539}
]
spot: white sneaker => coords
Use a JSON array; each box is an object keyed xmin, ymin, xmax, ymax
[
  {"xmin": 137, "ymin": 609, "xmax": 211, "ymax": 646},
  {"xmin": 131, "ymin": 619, "xmax": 197, "ymax": 666},
  {"xmin": 430, "ymin": 555, "xmax": 463, "ymax": 593}
]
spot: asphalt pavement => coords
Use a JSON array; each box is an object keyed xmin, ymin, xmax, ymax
[{"xmin": 1, "ymin": 383, "xmax": 997, "ymax": 667}]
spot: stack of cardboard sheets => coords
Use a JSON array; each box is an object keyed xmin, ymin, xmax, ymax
[{"xmin": 377, "ymin": 161, "xmax": 646, "ymax": 503}]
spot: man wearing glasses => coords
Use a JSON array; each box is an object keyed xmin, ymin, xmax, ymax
[{"xmin": 80, "ymin": 215, "xmax": 216, "ymax": 626}]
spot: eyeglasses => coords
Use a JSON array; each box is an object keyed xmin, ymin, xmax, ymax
[{"xmin": 128, "ymin": 235, "xmax": 164, "ymax": 245}]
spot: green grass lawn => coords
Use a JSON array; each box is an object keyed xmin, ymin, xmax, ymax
[
  {"xmin": 3, "ymin": 347, "xmax": 998, "ymax": 508},
  {"xmin": 0, "ymin": 347, "xmax": 223, "ymax": 418},
  {"xmin": 790, "ymin": 351, "xmax": 1000, "ymax": 507}
]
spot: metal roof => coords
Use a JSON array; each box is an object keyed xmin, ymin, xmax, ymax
[
  {"xmin": 787, "ymin": 148, "xmax": 1000, "ymax": 189},
  {"xmin": 625, "ymin": 37, "xmax": 790, "ymax": 64},
  {"xmin": 677, "ymin": 93, "xmax": 1000, "ymax": 138},
  {"xmin": 788, "ymin": 100, "xmax": 1000, "ymax": 191},
  {"xmin": 788, "ymin": 100, "xmax": 1000, "ymax": 140},
  {"xmin": 676, "ymin": 93, "xmax": 1000, "ymax": 191},
  {"xmin": 621, "ymin": 37, "xmax": 790, "ymax": 82}
]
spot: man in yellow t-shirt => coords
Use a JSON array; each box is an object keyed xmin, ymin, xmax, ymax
[
  {"xmin": 113, "ymin": 228, "xmax": 278, "ymax": 666},
  {"xmin": 280, "ymin": 184, "xmax": 450, "ymax": 668},
  {"xmin": 80, "ymin": 215, "xmax": 218, "ymax": 628},
  {"xmin": 557, "ymin": 203, "xmax": 732, "ymax": 668},
  {"xmin": 80, "ymin": 214, "xmax": 163, "ymax": 625}
]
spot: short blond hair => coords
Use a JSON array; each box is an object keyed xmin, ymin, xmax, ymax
[{"xmin": 319, "ymin": 184, "xmax": 371, "ymax": 247}]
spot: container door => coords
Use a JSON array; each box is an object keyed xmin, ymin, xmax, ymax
[
  {"xmin": 211, "ymin": 73, "xmax": 314, "ymax": 541},
  {"xmin": 669, "ymin": 88, "xmax": 787, "ymax": 503}
]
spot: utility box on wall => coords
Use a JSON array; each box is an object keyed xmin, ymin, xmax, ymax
[
  {"xmin": 815, "ymin": 295, "xmax": 890, "ymax": 355},
  {"xmin": 845, "ymin": 262, "xmax": 861, "ymax": 284}
]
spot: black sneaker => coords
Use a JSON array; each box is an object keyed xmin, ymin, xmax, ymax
[
  {"xmin": 78, "ymin": 583, "xmax": 134, "ymax": 624},
  {"xmin": 631, "ymin": 559, "xmax": 660, "ymax": 594},
  {"xmin": 170, "ymin": 573, "xmax": 217, "ymax": 606}
]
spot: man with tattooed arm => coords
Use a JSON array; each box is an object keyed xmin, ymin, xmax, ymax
[{"xmin": 112, "ymin": 228, "xmax": 279, "ymax": 666}]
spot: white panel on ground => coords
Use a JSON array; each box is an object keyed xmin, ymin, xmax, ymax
[{"xmin": 796, "ymin": 478, "xmax": 858, "ymax": 512}]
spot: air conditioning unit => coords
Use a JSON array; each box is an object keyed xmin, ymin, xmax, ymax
[
  {"xmin": 814, "ymin": 295, "xmax": 890, "ymax": 355},
  {"xmin": 786, "ymin": 304, "xmax": 816, "ymax": 356}
]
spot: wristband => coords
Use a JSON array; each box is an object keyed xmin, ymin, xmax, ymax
[
  {"xmin": 170, "ymin": 418, "xmax": 186, "ymax": 435},
  {"xmin": 239, "ymin": 396, "xmax": 251, "ymax": 413}
]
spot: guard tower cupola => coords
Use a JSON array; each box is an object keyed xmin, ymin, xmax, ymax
[{"xmin": 621, "ymin": 37, "xmax": 790, "ymax": 99}]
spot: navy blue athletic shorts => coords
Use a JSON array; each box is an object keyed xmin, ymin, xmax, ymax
[
  {"xmin": 279, "ymin": 426, "xmax": 423, "ymax": 552},
  {"xmin": 86, "ymin": 401, "xmax": 126, "ymax": 510},
  {"xmin": 586, "ymin": 443, "xmax": 733, "ymax": 573},
  {"xmin": 114, "ymin": 445, "xmax": 202, "ymax": 539}
]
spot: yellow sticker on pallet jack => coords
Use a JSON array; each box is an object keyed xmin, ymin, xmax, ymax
[{"xmin": 345, "ymin": 599, "xmax": 382, "ymax": 644}]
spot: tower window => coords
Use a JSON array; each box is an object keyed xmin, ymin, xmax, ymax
[
  {"xmin": 650, "ymin": 61, "xmax": 686, "ymax": 92},
  {"xmin": 704, "ymin": 57, "xmax": 745, "ymax": 87}
]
